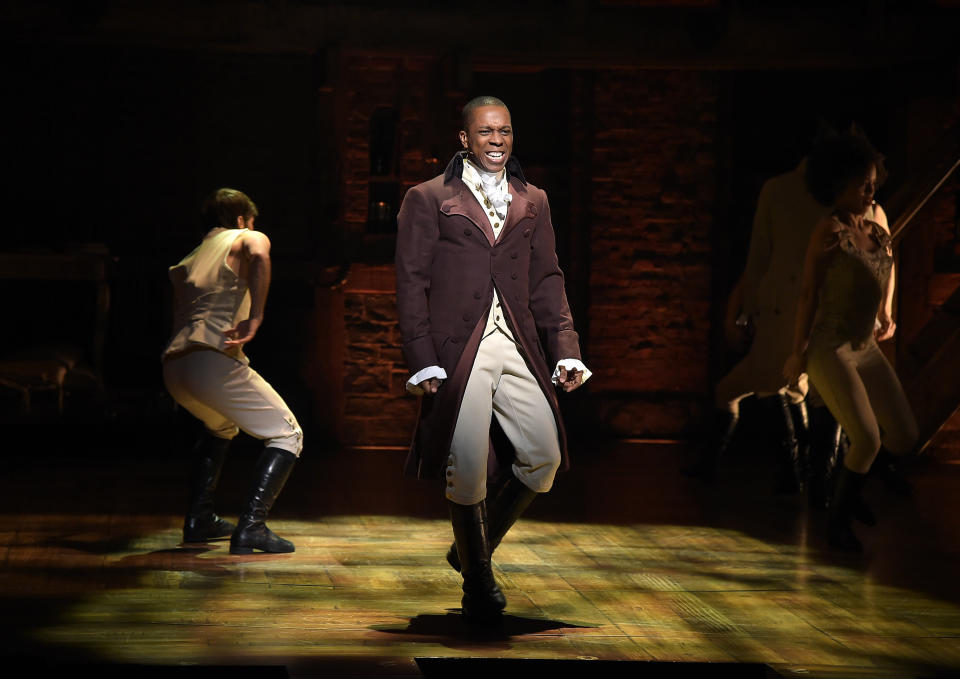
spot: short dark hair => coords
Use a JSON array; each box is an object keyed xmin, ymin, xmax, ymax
[
  {"xmin": 461, "ymin": 95, "xmax": 510, "ymax": 131},
  {"xmin": 804, "ymin": 125, "xmax": 887, "ymax": 206},
  {"xmin": 200, "ymin": 188, "xmax": 259, "ymax": 230}
]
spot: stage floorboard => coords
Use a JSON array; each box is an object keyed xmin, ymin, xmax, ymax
[{"xmin": 1, "ymin": 433, "xmax": 959, "ymax": 678}]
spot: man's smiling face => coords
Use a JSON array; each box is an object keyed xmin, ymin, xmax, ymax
[{"xmin": 459, "ymin": 105, "xmax": 513, "ymax": 174}]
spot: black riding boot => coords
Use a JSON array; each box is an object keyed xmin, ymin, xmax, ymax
[
  {"xmin": 183, "ymin": 434, "xmax": 236, "ymax": 543},
  {"xmin": 446, "ymin": 473, "xmax": 539, "ymax": 573},
  {"xmin": 809, "ymin": 410, "xmax": 874, "ymax": 525},
  {"xmin": 871, "ymin": 447, "xmax": 913, "ymax": 498},
  {"xmin": 681, "ymin": 408, "xmax": 738, "ymax": 484},
  {"xmin": 230, "ymin": 447, "xmax": 298, "ymax": 554},
  {"xmin": 774, "ymin": 395, "xmax": 805, "ymax": 494},
  {"xmin": 827, "ymin": 466, "xmax": 869, "ymax": 553},
  {"xmin": 807, "ymin": 406, "xmax": 841, "ymax": 511},
  {"xmin": 449, "ymin": 500, "xmax": 507, "ymax": 621}
]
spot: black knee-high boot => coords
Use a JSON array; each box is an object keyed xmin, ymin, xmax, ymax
[
  {"xmin": 449, "ymin": 500, "xmax": 507, "ymax": 621},
  {"xmin": 792, "ymin": 400, "xmax": 811, "ymax": 492},
  {"xmin": 809, "ymin": 410, "xmax": 875, "ymax": 525},
  {"xmin": 870, "ymin": 447, "xmax": 913, "ymax": 498},
  {"xmin": 774, "ymin": 395, "xmax": 805, "ymax": 494},
  {"xmin": 445, "ymin": 473, "xmax": 538, "ymax": 573},
  {"xmin": 183, "ymin": 434, "xmax": 236, "ymax": 543},
  {"xmin": 807, "ymin": 406, "xmax": 841, "ymax": 511},
  {"xmin": 828, "ymin": 465, "xmax": 870, "ymax": 553},
  {"xmin": 682, "ymin": 408, "xmax": 738, "ymax": 483},
  {"xmin": 230, "ymin": 447, "xmax": 297, "ymax": 554}
]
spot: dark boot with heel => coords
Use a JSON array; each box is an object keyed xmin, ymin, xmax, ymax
[
  {"xmin": 449, "ymin": 500, "xmax": 506, "ymax": 622},
  {"xmin": 183, "ymin": 434, "xmax": 236, "ymax": 543},
  {"xmin": 871, "ymin": 447, "xmax": 913, "ymax": 498},
  {"xmin": 230, "ymin": 447, "xmax": 298, "ymax": 555},
  {"xmin": 446, "ymin": 473, "xmax": 538, "ymax": 573},
  {"xmin": 774, "ymin": 395, "xmax": 805, "ymax": 495},
  {"xmin": 807, "ymin": 406, "xmax": 841, "ymax": 511},
  {"xmin": 828, "ymin": 466, "xmax": 870, "ymax": 553}
]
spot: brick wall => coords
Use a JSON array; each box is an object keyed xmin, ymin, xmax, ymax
[
  {"xmin": 334, "ymin": 63, "xmax": 722, "ymax": 446},
  {"xmin": 586, "ymin": 70, "xmax": 719, "ymax": 436},
  {"xmin": 336, "ymin": 53, "xmax": 454, "ymax": 447}
]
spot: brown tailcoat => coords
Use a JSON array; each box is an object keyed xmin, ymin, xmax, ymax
[{"xmin": 395, "ymin": 154, "xmax": 583, "ymax": 480}]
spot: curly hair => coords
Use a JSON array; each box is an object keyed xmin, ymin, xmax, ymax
[
  {"xmin": 200, "ymin": 188, "xmax": 259, "ymax": 230},
  {"xmin": 804, "ymin": 125, "xmax": 887, "ymax": 207}
]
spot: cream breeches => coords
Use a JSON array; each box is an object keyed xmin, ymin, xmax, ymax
[
  {"xmin": 445, "ymin": 329, "xmax": 561, "ymax": 505},
  {"xmin": 163, "ymin": 348, "xmax": 303, "ymax": 456},
  {"xmin": 806, "ymin": 339, "xmax": 917, "ymax": 474}
]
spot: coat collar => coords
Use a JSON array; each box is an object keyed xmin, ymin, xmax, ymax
[
  {"xmin": 443, "ymin": 151, "xmax": 528, "ymax": 186},
  {"xmin": 440, "ymin": 153, "xmax": 536, "ymax": 246},
  {"xmin": 440, "ymin": 175, "xmax": 537, "ymax": 247}
]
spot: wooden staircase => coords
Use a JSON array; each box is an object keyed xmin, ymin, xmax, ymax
[
  {"xmin": 902, "ymin": 280, "xmax": 960, "ymax": 452},
  {"xmin": 889, "ymin": 127, "xmax": 960, "ymax": 453}
]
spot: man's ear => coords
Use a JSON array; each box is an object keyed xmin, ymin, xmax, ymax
[
  {"xmin": 236, "ymin": 214, "xmax": 246, "ymax": 229},
  {"xmin": 459, "ymin": 130, "xmax": 468, "ymax": 148}
]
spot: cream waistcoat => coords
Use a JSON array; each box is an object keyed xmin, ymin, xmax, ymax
[{"xmin": 163, "ymin": 229, "xmax": 251, "ymax": 363}]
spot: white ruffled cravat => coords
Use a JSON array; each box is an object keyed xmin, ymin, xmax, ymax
[{"xmin": 464, "ymin": 159, "xmax": 511, "ymax": 221}]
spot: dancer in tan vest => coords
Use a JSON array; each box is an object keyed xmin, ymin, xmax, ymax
[{"xmin": 163, "ymin": 188, "xmax": 303, "ymax": 554}]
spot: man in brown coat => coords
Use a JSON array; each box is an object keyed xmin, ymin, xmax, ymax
[{"xmin": 395, "ymin": 96, "xmax": 589, "ymax": 621}]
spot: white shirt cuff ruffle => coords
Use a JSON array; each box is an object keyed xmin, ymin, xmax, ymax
[
  {"xmin": 551, "ymin": 359, "xmax": 592, "ymax": 385},
  {"xmin": 406, "ymin": 365, "xmax": 448, "ymax": 395}
]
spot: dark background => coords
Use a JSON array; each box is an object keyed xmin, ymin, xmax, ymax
[{"xmin": 1, "ymin": 0, "xmax": 958, "ymax": 456}]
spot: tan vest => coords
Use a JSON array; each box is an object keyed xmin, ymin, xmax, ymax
[{"xmin": 162, "ymin": 229, "xmax": 251, "ymax": 363}]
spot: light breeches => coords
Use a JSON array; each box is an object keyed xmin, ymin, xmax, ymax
[
  {"xmin": 446, "ymin": 330, "xmax": 560, "ymax": 505},
  {"xmin": 806, "ymin": 339, "xmax": 917, "ymax": 473},
  {"xmin": 163, "ymin": 348, "xmax": 303, "ymax": 456}
]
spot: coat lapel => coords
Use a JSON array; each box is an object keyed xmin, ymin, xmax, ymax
[
  {"xmin": 442, "ymin": 179, "xmax": 496, "ymax": 246},
  {"xmin": 499, "ymin": 177, "xmax": 537, "ymax": 242}
]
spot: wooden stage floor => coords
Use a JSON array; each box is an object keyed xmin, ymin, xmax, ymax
[{"xmin": 1, "ymin": 429, "xmax": 959, "ymax": 678}]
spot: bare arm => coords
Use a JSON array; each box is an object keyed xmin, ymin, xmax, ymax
[
  {"xmin": 225, "ymin": 230, "xmax": 271, "ymax": 347},
  {"xmin": 873, "ymin": 204, "xmax": 897, "ymax": 341},
  {"xmin": 783, "ymin": 216, "xmax": 836, "ymax": 383}
]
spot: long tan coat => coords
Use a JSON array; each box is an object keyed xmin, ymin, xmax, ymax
[
  {"xmin": 395, "ymin": 154, "xmax": 583, "ymax": 480},
  {"xmin": 737, "ymin": 161, "xmax": 829, "ymax": 398}
]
